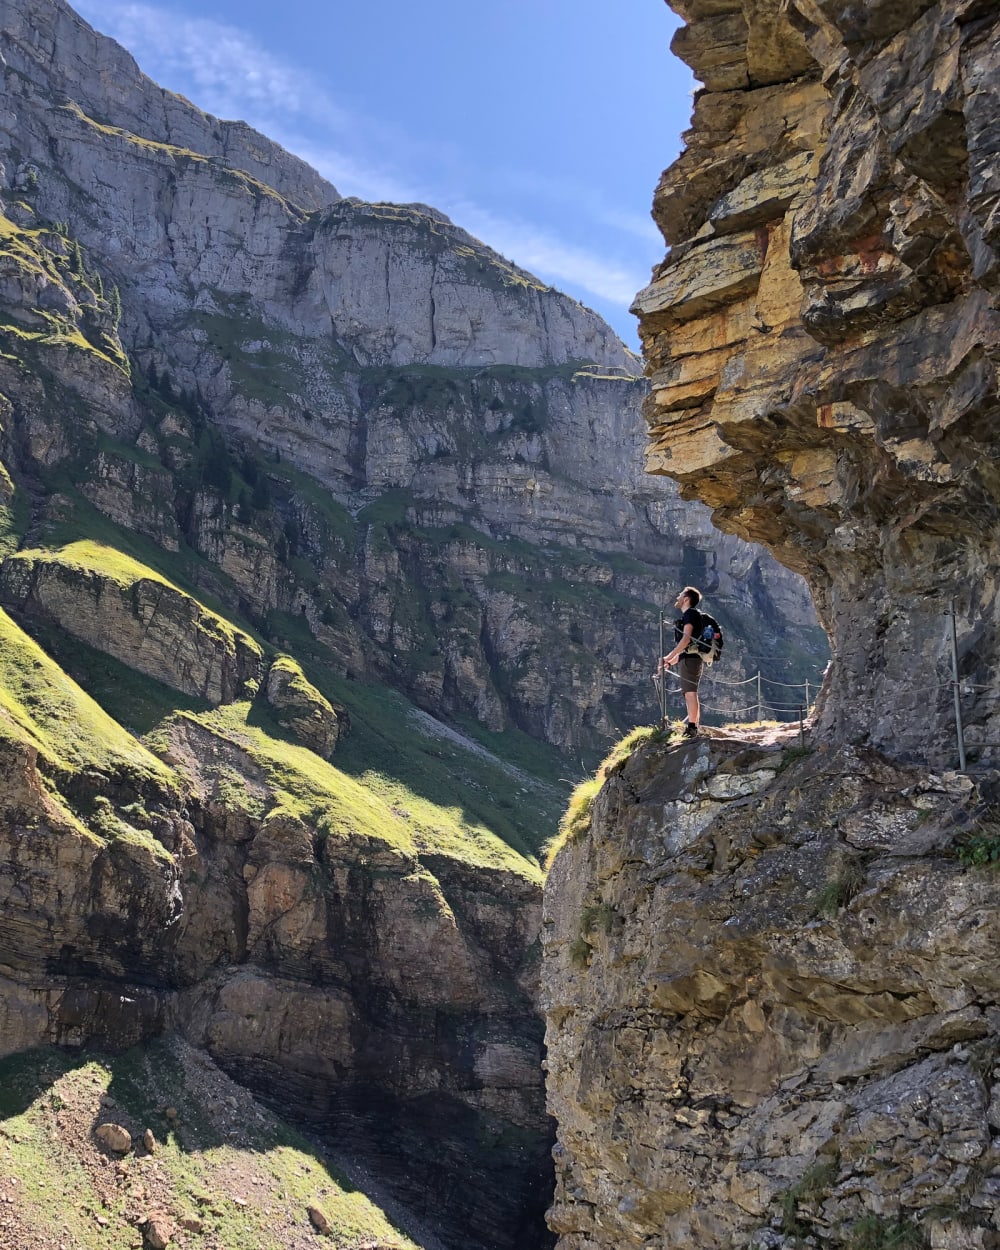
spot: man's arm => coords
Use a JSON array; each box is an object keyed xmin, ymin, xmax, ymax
[{"xmin": 662, "ymin": 623, "xmax": 694, "ymax": 668}]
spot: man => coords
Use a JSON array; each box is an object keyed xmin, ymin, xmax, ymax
[{"xmin": 660, "ymin": 585, "xmax": 703, "ymax": 738}]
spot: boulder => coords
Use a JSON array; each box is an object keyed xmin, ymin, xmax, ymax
[
  {"xmin": 263, "ymin": 655, "xmax": 344, "ymax": 758},
  {"xmin": 94, "ymin": 1122, "xmax": 131, "ymax": 1154}
]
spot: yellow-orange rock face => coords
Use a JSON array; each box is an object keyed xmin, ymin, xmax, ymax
[{"xmin": 635, "ymin": 0, "xmax": 1000, "ymax": 764}]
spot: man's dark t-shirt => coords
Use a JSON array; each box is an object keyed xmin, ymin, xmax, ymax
[{"xmin": 674, "ymin": 607, "xmax": 703, "ymax": 651}]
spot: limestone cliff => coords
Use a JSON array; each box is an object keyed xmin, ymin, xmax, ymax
[
  {"xmin": 634, "ymin": 0, "xmax": 1000, "ymax": 766},
  {"xmin": 0, "ymin": 0, "xmax": 824, "ymax": 765},
  {"xmin": 0, "ymin": 0, "xmax": 829, "ymax": 1245},
  {"xmin": 543, "ymin": 729, "xmax": 1000, "ymax": 1249},
  {"xmin": 0, "ymin": 587, "xmax": 555, "ymax": 1249}
]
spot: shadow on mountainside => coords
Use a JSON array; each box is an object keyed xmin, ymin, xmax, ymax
[
  {"xmin": 22, "ymin": 602, "xmax": 568, "ymax": 873},
  {"xmin": 0, "ymin": 617, "xmax": 560, "ymax": 1250}
]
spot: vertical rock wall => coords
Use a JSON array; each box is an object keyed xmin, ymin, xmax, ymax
[
  {"xmin": 543, "ymin": 731, "xmax": 1000, "ymax": 1250},
  {"xmin": 542, "ymin": 8, "xmax": 1000, "ymax": 1250},
  {"xmin": 634, "ymin": 0, "xmax": 1000, "ymax": 765}
]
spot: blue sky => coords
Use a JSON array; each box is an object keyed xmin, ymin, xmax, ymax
[{"xmin": 75, "ymin": 0, "xmax": 696, "ymax": 346}]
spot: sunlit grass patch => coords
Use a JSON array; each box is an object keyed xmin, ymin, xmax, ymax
[
  {"xmin": 0, "ymin": 605, "xmax": 174, "ymax": 791},
  {"xmin": 26, "ymin": 599, "xmax": 560, "ymax": 878},
  {"xmin": 310, "ymin": 672, "xmax": 565, "ymax": 869},
  {"xmin": 11, "ymin": 540, "xmax": 263, "ymax": 663},
  {"xmin": 543, "ymin": 724, "xmax": 671, "ymax": 871},
  {"xmin": 10, "ymin": 520, "xmax": 564, "ymax": 877},
  {"xmin": 0, "ymin": 1039, "xmax": 423, "ymax": 1250},
  {"xmin": 156, "ymin": 700, "xmax": 542, "ymax": 879},
  {"xmin": 14, "ymin": 538, "xmax": 180, "ymax": 591}
]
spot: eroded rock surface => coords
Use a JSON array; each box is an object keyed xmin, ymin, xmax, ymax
[
  {"xmin": 0, "ymin": 548, "xmax": 265, "ymax": 704},
  {"xmin": 0, "ymin": 1, "xmax": 833, "ymax": 1246},
  {"xmin": 0, "ymin": 692, "xmax": 553, "ymax": 1250},
  {"xmin": 548, "ymin": 9, "xmax": 1000, "ymax": 1242},
  {"xmin": 263, "ymin": 655, "xmax": 344, "ymax": 757},
  {"xmin": 544, "ymin": 732, "xmax": 1000, "ymax": 1249},
  {"xmin": 635, "ymin": 0, "xmax": 1000, "ymax": 764}
]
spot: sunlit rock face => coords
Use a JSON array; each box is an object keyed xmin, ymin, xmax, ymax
[
  {"xmin": 635, "ymin": 0, "xmax": 1000, "ymax": 765},
  {"xmin": 543, "ymin": 11, "xmax": 1000, "ymax": 1250}
]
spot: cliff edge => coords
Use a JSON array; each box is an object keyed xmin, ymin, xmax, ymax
[{"xmin": 543, "ymin": 729, "xmax": 1000, "ymax": 1249}]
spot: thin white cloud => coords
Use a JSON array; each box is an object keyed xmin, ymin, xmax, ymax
[
  {"xmin": 282, "ymin": 137, "xmax": 424, "ymax": 208},
  {"xmin": 74, "ymin": 0, "xmax": 650, "ymax": 314},
  {"xmin": 595, "ymin": 206, "xmax": 662, "ymax": 246},
  {"xmin": 492, "ymin": 166, "xmax": 663, "ymax": 247},
  {"xmin": 443, "ymin": 202, "xmax": 644, "ymax": 308},
  {"xmin": 75, "ymin": 1, "xmax": 351, "ymax": 130}
]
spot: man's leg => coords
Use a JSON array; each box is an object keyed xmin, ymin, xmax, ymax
[{"xmin": 680, "ymin": 657, "xmax": 702, "ymax": 735}]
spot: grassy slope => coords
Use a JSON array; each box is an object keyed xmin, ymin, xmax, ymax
[
  {"xmin": 12, "ymin": 539, "xmax": 264, "ymax": 661},
  {"xmin": 0, "ymin": 261, "xmax": 573, "ymax": 875},
  {"xmin": 245, "ymin": 607, "xmax": 568, "ymax": 869},
  {"xmin": 0, "ymin": 1036, "xmax": 425, "ymax": 1250},
  {"xmin": 15, "ymin": 540, "xmax": 565, "ymax": 877},
  {"xmin": 43, "ymin": 626, "xmax": 555, "ymax": 877},
  {"xmin": 543, "ymin": 724, "xmax": 673, "ymax": 870},
  {"xmin": 0, "ymin": 604, "xmax": 173, "ymax": 791}
]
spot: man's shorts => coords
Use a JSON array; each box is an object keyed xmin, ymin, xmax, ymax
[{"xmin": 678, "ymin": 653, "xmax": 704, "ymax": 694}]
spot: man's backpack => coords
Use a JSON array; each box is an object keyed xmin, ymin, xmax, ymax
[{"xmin": 693, "ymin": 612, "xmax": 724, "ymax": 665}]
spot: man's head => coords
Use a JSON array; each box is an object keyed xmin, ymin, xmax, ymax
[{"xmin": 676, "ymin": 585, "xmax": 702, "ymax": 609}]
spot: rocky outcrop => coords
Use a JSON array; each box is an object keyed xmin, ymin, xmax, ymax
[
  {"xmin": 543, "ymin": 730, "xmax": 1000, "ymax": 1249},
  {"xmin": 0, "ymin": 545, "xmax": 265, "ymax": 704},
  {"xmin": 545, "ymin": 9, "xmax": 1000, "ymax": 1247},
  {"xmin": 0, "ymin": 601, "xmax": 553, "ymax": 1250},
  {"xmin": 0, "ymin": 1, "xmax": 845, "ymax": 1246},
  {"xmin": 0, "ymin": 0, "xmax": 336, "ymax": 210},
  {"xmin": 311, "ymin": 200, "xmax": 630, "ymax": 369},
  {"xmin": 635, "ymin": 0, "xmax": 1000, "ymax": 765},
  {"xmin": 263, "ymin": 655, "xmax": 344, "ymax": 757}
]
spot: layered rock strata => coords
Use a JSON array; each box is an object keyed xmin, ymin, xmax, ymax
[
  {"xmin": 546, "ymin": 6, "xmax": 1000, "ymax": 1247},
  {"xmin": 544, "ymin": 731, "xmax": 1000, "ymax": 1249},
  {"xmin": 0, "ymin": 546, "xmax": 266, "ymax": 704},
  {"xmin": 634, "ymin": 0, "xmax": 1000, "ymax": 764},
  {"xmin": 0, "ymin": 0, "xmax": 832, "ymax": 1245}
]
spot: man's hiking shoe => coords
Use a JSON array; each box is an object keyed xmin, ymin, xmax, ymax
[{"xmin": 684, "ymin": 722, "xmax": 699, "ymax": 738}]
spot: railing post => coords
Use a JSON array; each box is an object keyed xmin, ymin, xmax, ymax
[
  {"xmin": 756, "ymin": 671, "xmax": 762, "ymax": 721},
  {"xmin": 949, "ymin": 597, "xmax": 967, "ymax": 772},
  {"xmin": 805, "ymin": 678, "xmax": 810, "ymax": 710},
  {"xmin": 658, "ymin": 615, "xmax": 666, "ymax": 729}
]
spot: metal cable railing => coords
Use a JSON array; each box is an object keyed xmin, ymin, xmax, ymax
[
  {"xmin": 652, "ymin": 674, "xmax": 819, "ymax": 724},
  {"xmin": 651, "ymin": 597, "xmax": 981, "ymax": 773}
]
